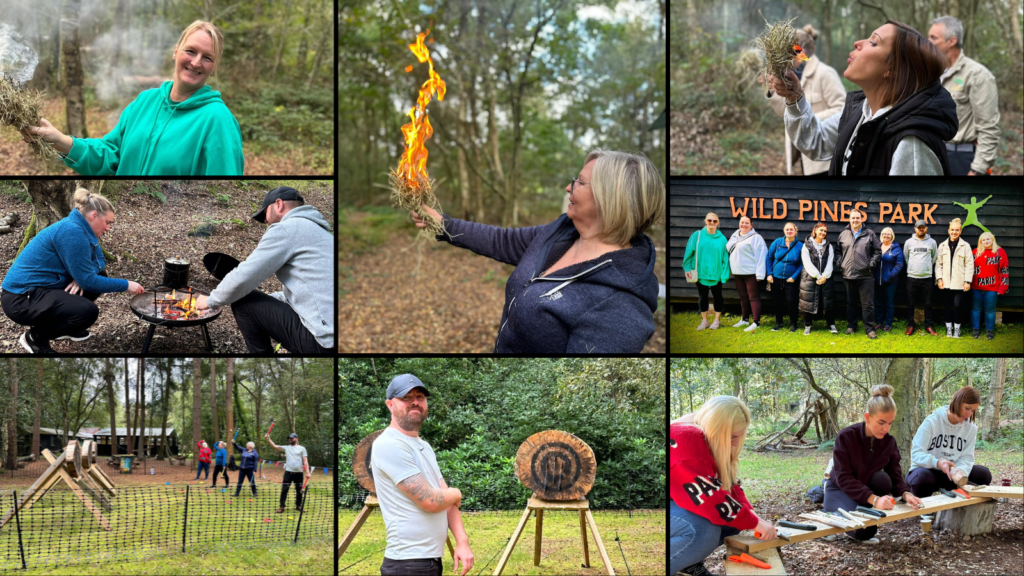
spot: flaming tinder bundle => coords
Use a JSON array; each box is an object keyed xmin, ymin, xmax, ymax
[{"xmin": 0, "ymin": 77, "xmax": 59, "ymax": 161}]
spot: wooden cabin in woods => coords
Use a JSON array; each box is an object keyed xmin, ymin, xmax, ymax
[
  {"xmin": 18, "ymin": 427, "xmax": 94, "ymax": 455},
  {"xmin": 93, "ymin": 428, "xmax": 179, "ymax": 457}
]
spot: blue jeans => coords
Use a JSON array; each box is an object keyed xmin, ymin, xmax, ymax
[
  {"xmin": 874, "ymin": 282, "xmax": 898, "ymax": 327},
  {"xmin": 669, "ymin": 500, "xmax": 740, "ymax": 574},
  {"xmin": 195, "ymin": 461, "xmax": 210, "ymax": 480},
  {"xmin": 971, "ymin": 290, "xmax": 998, "ymax": 331}
]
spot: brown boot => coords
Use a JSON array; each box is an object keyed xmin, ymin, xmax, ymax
[
  {"xmin": 905, "ymin": 325, "xmax": 915, "ymax": 336},
  {"xmin": 925, "ymin": 326, "xmax": 939, "ymax": 336},
  {"xmin": 276, "ymin": 507, "xmax": 285, "ymax": 514}
]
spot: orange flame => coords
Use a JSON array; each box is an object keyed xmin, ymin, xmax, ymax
[
  {"xmin": 793, "ymin": 44, "xmax": 809, "ymax": 62},
  {"xmin": 396, "ymin": 30, "xmax": 446, "ymax": 188}
]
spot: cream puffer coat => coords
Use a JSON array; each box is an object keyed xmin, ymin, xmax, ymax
[
  {"xmin": 935, "ymin": 237, "xmax": 975, "ymax": 290},
  {"xmin": 769, "ymin": 55, "xmax": 846, "ymax": 175}
]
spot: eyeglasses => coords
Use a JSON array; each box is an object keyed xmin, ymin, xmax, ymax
[
  {"xmin": 706, "ymin": 220, "xmax": 718, "ymax": 224},
  {"xmin": 570, "ymin": 177, "xmax": 586, "ymax": 197}
]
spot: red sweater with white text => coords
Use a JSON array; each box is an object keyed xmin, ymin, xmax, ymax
[
  {"xmin": 670, "ymin": 423, "xmax": 758, "ymax": 530},
  {"xmin": 971, "ymin": 248, "xmax": 1009, "ymax": 294}
]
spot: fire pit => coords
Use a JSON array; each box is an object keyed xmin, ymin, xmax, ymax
[{"xmin": 129, "ymin": 286, "xmax": 222, "ymax": 353}]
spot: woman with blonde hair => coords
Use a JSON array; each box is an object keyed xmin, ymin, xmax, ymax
[
  {"xmin": 682, "ymin": 212, "xmax": 730, "ymax": 330},
  {"xmin": 935, "ymin": 218, "xmax": 973, "ymax": 338},
  {"xmin": 1, "ymin": 189, "xmax": 145, "ymax": 354},
  {"xmin": 872, "ymin": 227, "xmax": 904, "ymax": 332},
  {"xmin": 670, "ymin": 396, "xmax": 776, "ymax": 576},
  {"xmin": 412, "ymin": 150, "xmax": 664, "ymax": 353},
  {"xmin": 24, "ymin": 21, "xmax": 244, "ymax": 175},
  {"xmin": 969, "ymin": 231, "xmax": 1009, "ymax": 339},
  {"xmin": 825, "ymin": 385, "xmax": 923, "ymax": 545}
]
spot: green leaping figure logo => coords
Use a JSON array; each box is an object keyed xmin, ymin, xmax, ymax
[{"xmin": 952, "ymin": 195, "xmax": 992, "ymax": 234}]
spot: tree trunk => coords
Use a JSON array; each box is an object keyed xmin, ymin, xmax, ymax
[
  {"xmin": 158, "ymin": 359, "xmax": 169, "ymax": 460},
  {"xmin": 886, "ymin": 358, "xmax": 925, "ymax": 461},
  {"xmin": 125, "ymin": 359, "xmax": 132, "ymax": 460},
  {"xmin": 6, "ymin": 360, "xmax": 18, "ymax": 470},
  {"xmin": 105, "ymin": 358, "xmax": 116, "ymax": 456},
  {"xmin": 271, "ymin": 0, "xmax": 296, "ymax": 77},
  {"xmin": 60, "ymin": 0, "xmax": 88, "ymax": 138},
  {"xmin": 935, "ymin": 500, "xmax": 996, "ymax": 535},
  {"xmin": 787, "ymin": 359, "xmax": 841, "ymax": 440},
  {"xmin": 1010, "ymin": 0, "xmax": 1024, "ymax": 52},
  {"xmin": 133, "ymin": 360, "xmax": 141, "ymax": 457},
  {"xmin": 923, "ymin": 357, "xmax": 934, "ymax": 409},
  {"xmin": 192, "ymin": 359, "xmax": 202, "ymax": 467},
  {"xmin": 140, "ymin": 359, "xmax": 146, "ymax": 459},
  {"xmin": 456, "ymin": 98, "xmax": 472, "ymax": 220},
  {"xmin": 32, "ymin": 360, "xmax": 42, "ymax": 458},
  {"xmin": 226, "ymin": 358, "xmax": 234, "ymax": 458},
  {"xmin": 210, "ymin": 360, "xmax": 219, "ymax": 443},
  {"xmin": 983, "ymin": 358, "xmax": 1006, "ymax": 441}
]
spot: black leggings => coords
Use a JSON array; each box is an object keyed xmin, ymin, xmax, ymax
[
  {"xmin": 279, "ymin": 470, "xmax": 305, "ymax": 509},
  {"xmin": 212, "ymin": 464, "xmax": 230, "ymax": 486},
  {"xmin": 696, "ymin": 282, "xmax": 724, "ymax": 313},
  {"xmin": 1, "ymin": 285, "xmax": 103, "ymax": 343},
  {"xmin": 235, "ymin": 469, "xmax": 257, "ymax": 496},
  {"xmin": 906, "ymin": 465, "xmax": 992, "ymax": 497},
  {"xmin": 772, "ymin": 280, "xmax": 800, "ymax": 327},
  {"xmin": 942, "ymin": 289, "xmax": 966, "ymax": 325}
]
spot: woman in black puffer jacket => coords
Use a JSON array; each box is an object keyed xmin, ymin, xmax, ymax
[{"xmin": 799, "ymin": 223, "xmax": 837, "ymax": 334}]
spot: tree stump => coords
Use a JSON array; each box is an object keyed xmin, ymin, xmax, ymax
[
  {"xmin": 352, "ymin": 429, "xmax": 385, "ymax": 493},
  {"xmin": 514, "ymin": 430, "xmax": 596, "ymax": 501},
  {"xmin": 64, "ymin": 440, "xmax": 82, "ymax": 480},
  {"xmin": 934, "ymin": 500, "xmax": 997, "ymax": 535}
]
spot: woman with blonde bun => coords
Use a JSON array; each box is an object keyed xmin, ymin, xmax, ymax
[
  {"xmin": 824, "ymin": 385, "xmax": 923, "ymax": 545},
  {"xmin": 935, "ymin": 218, "xmax": 973, "ymax": 338},
  {"xmin": 1, "ymin": 189, "xmax": 144, "ymax": 354},
  {"xmin": 670, "ymin": 396, "xmax": 776, "ymax": 576}
]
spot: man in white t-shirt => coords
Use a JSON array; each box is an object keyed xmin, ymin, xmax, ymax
[
  {"xmin": 266, "ymin": 431, "xmax": 311, "ymax": 513},
  {"xmin": 371, "ymin": 374, "xmax": 474, "ymax": 576}
]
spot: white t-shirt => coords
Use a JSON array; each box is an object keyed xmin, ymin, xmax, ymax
[
  {"xmin": 282, "ymin": 445, "xmax": 308, "ymax": 473},
  {"xmin": 371, "ymin": 427, "xmax": 448, "ymax": 560}
]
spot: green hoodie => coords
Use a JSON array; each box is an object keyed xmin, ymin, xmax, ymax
[
  {"xmin": 64, "ymin": 81, "xmax": 244, "ymax": 176},
  {"xmin": 682, "ymin": 228, "xmax": 730, "ymax": 286}
]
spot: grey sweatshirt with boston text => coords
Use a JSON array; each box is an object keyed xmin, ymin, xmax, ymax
[
  {"xmin": 206, "ymin": 205, "xmax": 334, "ymax": 348},
  {"xmin": 903, "ymin": 234, "xmax": 938, "ymax": 279}
]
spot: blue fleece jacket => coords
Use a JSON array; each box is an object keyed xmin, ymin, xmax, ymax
[
  {"xmin": 766, "ymin": 237, "xmax": 804, "ymax": 280},
  {"xmin": 233, "ymin": 441, "xmax": 259, "ymax": 470},
  {"xmin": 2, "ymin": 209, "xmax": 128, "ymax": 295},
  {"xmin": 438, "ymin": 214, "xmax": 659, "ymax": 354},
  {"xmin": 873, "ymin": 244, "xmax": 905, "ymax": 285},
  {"xmin": 214, "ymin": 446, "xmax": 227, "ymax": 466}
]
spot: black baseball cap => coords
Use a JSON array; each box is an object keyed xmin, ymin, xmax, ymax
[
  {"xmin": 386, "ymin": 374, "xmax": 430, "ymax": 400},
  {"xmin": 252, "ymin": 186, "xmax": 304, "ymax": 223},
  {"xmin": 288, "ymin": 433, "xmax": 298, "ymax": 439}
]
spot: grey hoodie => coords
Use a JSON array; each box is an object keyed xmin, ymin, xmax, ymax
[
  {"xmin": 207, "ymin": 205, "xmax": 334, "ymax": 348},
  {"xmin": 903, "ymin": 234, "xmax": 937, "ymax": 279}
]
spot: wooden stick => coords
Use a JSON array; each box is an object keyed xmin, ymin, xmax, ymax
[
  {"xmin": 800, "ymin": 512, "xmax": 852, "ymax": 530},
  {"xmin": 338, "ymin": 504, "xmax": 375, "ymax": 559},
  {"xmin": 493, "ymin": 506, "xmax": 533, "ymax": 575},
  {"xmin": 836, "ymin": 508, "xmax": 865, "ymax": 528},
  {"xmin": 585, "ymin": 509, "xmax": 616, "ymax": 576}
]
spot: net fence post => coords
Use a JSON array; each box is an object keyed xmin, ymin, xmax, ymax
[
  {"xmin": 182, "ymin": 485, "xmax": 189, "ymax": 554},
  {"xmin": 293, "ymin": 486, "xmax": 308, "ymax": 543},
  {"xmin": 13, "ymin": 490, "xmax": 27, "ymax": 570}
]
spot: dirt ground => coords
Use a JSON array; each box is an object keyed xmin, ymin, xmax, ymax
[
  {"xmin": 0, "ymin": 180, "xmax": 333, "ymax": 354},
  {"xmin": 338, "ymin": 225, "xmax": 667, "ymax": 354}
]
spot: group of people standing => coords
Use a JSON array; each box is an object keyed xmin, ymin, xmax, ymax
[
  {"xmin": 682, "ymin": 209, "xmax": 1009, "ymax": 339},
  {"xmin": 670, "ymin": 385, "xmax": 992, "ymax": 575}
]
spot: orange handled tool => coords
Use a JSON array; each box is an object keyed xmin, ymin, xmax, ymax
[
  {"xmin": 953, "ymin": 488, "xmax": 971, "ymax": 499},
  {"xmin": 727, "ymin": 554, "xmax": 771, "ymax": 569}
]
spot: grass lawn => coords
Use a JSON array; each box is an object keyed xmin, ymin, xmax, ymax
[
  {"xmin": 670, "ymin": 311, "xmax": 1023, "ymax": 354},
  {"xmin": 339, "ymin": 508, "xmax": 664, "ymax": 576}
]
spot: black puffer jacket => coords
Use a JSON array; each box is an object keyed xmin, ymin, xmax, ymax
[
  {"xmin": 799, "ymin": 237, "xmax": 836, "ymax": 315},
  {"xmin": 837, "ymin": 225, "xmax": 881, "ymax": 280}
]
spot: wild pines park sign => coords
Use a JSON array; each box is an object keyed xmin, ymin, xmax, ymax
[{"xmin": 727, "ymin": 196, "xmax": 993, "ymax": 229}]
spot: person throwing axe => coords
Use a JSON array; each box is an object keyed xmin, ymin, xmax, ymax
[
  {"xmin": 266, "ymin": 431, "xmax": 311, "ymax": 513},
  {"xmin": 371, "ymin": 374, "xmax": 474, "ymax": 576}
]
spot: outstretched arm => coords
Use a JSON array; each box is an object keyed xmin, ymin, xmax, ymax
[
  {"xmin": 265, "ymin": 436, "xmax": 284, "ymax": 452},
  {"xmin": 397, "ymin": 473, "xmax": 461, "ymax": 514},
  {"xmin": 979, "ymin": 195, "xmax": 993, "ymax": 206},
  {"xmin": 952, "ymin": 201, "xmax": 966, "ymax": 209}
]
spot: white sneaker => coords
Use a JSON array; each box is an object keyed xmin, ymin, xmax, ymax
[
  {"xmin": 946, "ymin": 324, "xmax": 953, "ymax": 337},
  {"xmin": 709, "ymin": 319, "xmax": 720, "ymax": 330},
  {"xmin": 743, "ymin": 322, "xmax": 758, "ymax": 332},
  {"xmin": 823, "ymin": 534, "xmax": 838, "ymax": 542},
  {"xmin": 803, "ymin": 326, "xmax": 812, "ymax": 336},
  {"xmin": 858, "ymin": 538, "xmax": 880, "ymax": 546},
  {"xmin": 953, "ymin": 324, "xmax": 961, "ymax": 339},
  {"xmin": 829, "ymin": 325, "xmax": 839, "ymax": 334},
  {"xmin": 697, "ymin": 320, "xmax": 709, "ymax": 331},
  {"xmin": 732, "ymin": 319, "xmax": 750, "ymax": 327}
]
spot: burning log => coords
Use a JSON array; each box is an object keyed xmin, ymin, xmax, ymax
[
  {"xmin": 754, "ymin": 16, "xmax": 808, "ymax": 98},
  {"xmin": 390, "ymin": 30, "xmax": 447, "ymax": 237},
  {"xmin": 0, "ymin": 77, "xmax": 60, "ymax": 161}
]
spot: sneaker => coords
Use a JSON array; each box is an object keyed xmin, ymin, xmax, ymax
[
  {"xmin": 743, "ymin": 322, "xmax": 758, "ymax": 332},
  {"xmin": 772, "ymin": 323, "xmax": 783, "ymax": 332},
  {"xmin": 823, "ymin": 534, "xmax": 838, "ymax": 542},
  {"xmin": 803, "ymin": 326, "xmax": 812, "ymax": 336},
  {"xmin": 883, "ymin": 325, "xmax": 892, "ymax": 332},
  {"xmin": 845, "ymin": 327, "xmax": 856, "ymax": 335},
  {"xmin": 696, "ymin": 320, "xmax": 709, "ymax": 331},
  {"xmin": 946, "ymin": 325, "xmax": 953, "ymax": 337},
  {"xmin": 789, "ymin": 325, "xmax": 798, "ymax": 332},
  {"xmin": 709, "ymin": 319, "xmax": 720, "ymax": 330},
  {"xmin": 19, "ymin": 332, "xmax": 56, "ymax": 355},
  {"xmin": 987, "ymin": 330, "xmax": 994, "ymax": 340},
  {"xmin": 732, "ymin": 319, "xmax": 750, "ymax": 328},
  {"xmin": 953, "ymin": 326, "xmax": 961, "ymax": 339},
  {"xmin": 867, "ymin": 331, "xmax": 877, "ymax": 339},
  {"xmin": 858, "ymin": 537, "xmax": 881, "ymax": 546},
  {"xmin": 829, "ymin": 325, "xmax": 839, "ymax": 334},
  {"xmin": 295, "ymin": 506, "xmax": 304, "ymax": 513},
  {"xmin": 972, "ymin": 329, "xmax": 980, "ymax": 339},
  {"xmin": 55, "ymin": 330, "xmax": 91, "ymax": 342},
  {"xmin": 679, "ymin": 561, "xmax": 713, "ymax": 576}
]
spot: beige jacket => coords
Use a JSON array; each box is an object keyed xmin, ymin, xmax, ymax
[
  {"xmin": 940, "ymin": 52, "xmax": 1001, "ymax": 173},
  {"xmin": 769, "ymin": 55, "xmax": 846, "ymax": 175},
  {"xmin": 935, "ymin": 238, "xmax": 974, "ymax": 289}
]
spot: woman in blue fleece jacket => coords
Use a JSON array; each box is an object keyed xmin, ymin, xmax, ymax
[
  {"xmin": 412, "ymin": 150, "xmax": 665, "ymax": 353},
  {"xmin": 1, "ymin": 189, "xmax": 144, "ymax": 353}
]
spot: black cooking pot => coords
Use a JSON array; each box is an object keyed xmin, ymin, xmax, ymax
[{"xmin": 162, "ymin": 258, "xmax": 190, "ymax": 289}]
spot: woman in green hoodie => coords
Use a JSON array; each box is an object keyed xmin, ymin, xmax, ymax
[
  {"xmin": 24, "ymin": 21, "xmax": 244, "ymax": 176},
  {"xmin": 682, "ymin": 213, "xmax": 731, "ymax": 330}
]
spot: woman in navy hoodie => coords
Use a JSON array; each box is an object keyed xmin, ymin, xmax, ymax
[
  {"xmin": 233, "ymin": 440, "xmax": 259, "ymax": 497},
  {"xmin": 873, "ymin": 227, "xmax": 904, "ymax": 332},
  {"xmin": 412, "ymin": 150, "xmax": 664, "ymax": 353},
  {"xmin": 1, "ymin": 189, "xmax": 144, "ymax": 354}
]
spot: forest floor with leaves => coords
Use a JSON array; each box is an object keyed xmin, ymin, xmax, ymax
[
  {"xmin": 0, "ymin": 180, "xmax": 333, "ymax": 354},
  {"xmin": 339, "ymin": 209, "xmax": 666, "ymax": 353},
  {"xmin": 692, "ymin": 447, "xmax": 1024, "ymax": 576},
  {"xmin": 0, "ymin": 96, "xmax": 330, "ymax": 176},
  {"xmin": 670, "ymin": 109, "xmax": 1024, "ymax": 175}
]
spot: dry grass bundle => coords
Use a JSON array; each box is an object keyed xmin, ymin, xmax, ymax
[
  {"xmin": 388, "ymin": 168, "xmax": 446, "ymax": 237},
  {"xmin": 754, "ymin": 16, "xmax": 802, "ymax": 98},
  {"xmin": 0, "ymin": 77, "xmax": 59, "ymax": 161},
  {"xmin": 735, "ymin": 48, "xmax": 765, "ymax": 79}
]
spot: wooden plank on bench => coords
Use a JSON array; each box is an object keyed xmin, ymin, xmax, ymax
[
  {"xmin": 726, "ymin": 493, "xmax": 997, "ymax": 553},
  {"xmin": 965, "ymin": 486, "xmax": 1023, "ymax": 499},
  {"xmin": 723, "ymin": 546, "xmax": 787, "ymax": 575}
]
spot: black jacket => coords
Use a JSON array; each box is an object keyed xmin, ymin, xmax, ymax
[
  {"xmin": 799, "ymin": 237, "xmax": 835, "ymax": 315},
  {"xmin": 837, "ymin": 226, "xmax": 881, "ymax": 280},
  {"xmin": 828, "ymin": 83, "xmax": 958, "ymax": 176}
]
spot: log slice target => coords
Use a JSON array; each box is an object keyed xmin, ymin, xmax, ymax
[
  {"xmin": 514, "ymin": 430, "xmax": 596, "ymax": 500},
  {"xmin": 64, "ymin": 440, "xmax": 82, "ymax": 479},
  {"xmin": 352, "ymin": 429, "xmax": 385, "ymax": 494},
  {"xmin": 81, "ymin": 440, "xmax": 97, "ymax": 470}
]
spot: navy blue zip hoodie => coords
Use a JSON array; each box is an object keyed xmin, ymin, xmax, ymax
[
  {"xmin": 232, "ymin": 441, "xmax": 259, "ymax": 470},
  {"xmin": 438, "ymin": 214, "xmax": 658, "ymax": 353}
]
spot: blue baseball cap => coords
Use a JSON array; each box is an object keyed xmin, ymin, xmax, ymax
[{"xmin": 386, "ymin": 374, "xmax": 430, "ymax": 400}]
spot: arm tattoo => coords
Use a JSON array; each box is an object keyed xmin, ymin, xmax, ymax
[{"xmin": 398, "ymin": 474, "xmax": 447, "ymax": 511}]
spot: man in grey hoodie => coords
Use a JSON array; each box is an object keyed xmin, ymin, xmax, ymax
[
  {"xmin": 195, "ymin": 186, "xmax": 333, "ymax": 353},
  {"xmin": 902, "ymin": 220, "xmax": 939, "ymax": 336}
]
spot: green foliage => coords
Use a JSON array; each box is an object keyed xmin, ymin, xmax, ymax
[
  {"xmin": 130, "ymin": 182, "xmax": 167, "ymax": 204},
  {"xmin": 232, "ymin": 84, "xmax": 333, "ymax": 147},
  {"xmin": 214, "ymin": 193, "xmax": 231, "ymax": 207}
]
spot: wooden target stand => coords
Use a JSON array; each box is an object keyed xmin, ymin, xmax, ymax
[
  {"xmin": 0, "ymin": 440, "xmax": 118, "ymax": 531},
  {"xmin": 337, "ymin": 430, "xmax": 454, "ymax": 561},
  {"xmin": 493, "ymin": 430, "xmax": 615, "ymax": 576}
]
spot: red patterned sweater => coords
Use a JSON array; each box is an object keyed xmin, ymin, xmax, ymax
[
  {"xmin": 971, "ymin": 248, "xmax": 1009, "ymax": 295},
  {"xmin": 670, "ymin": 423, "xmax": 758, "ymax": 530}
]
